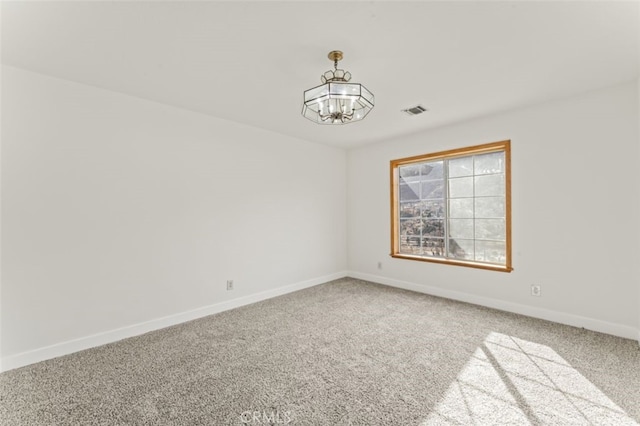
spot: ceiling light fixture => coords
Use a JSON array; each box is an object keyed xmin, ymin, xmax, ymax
[{"xmin": 302, "ymin": 50, "xmax": 374, "ymax": 125}]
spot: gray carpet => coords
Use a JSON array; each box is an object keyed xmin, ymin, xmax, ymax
[{"xmin": 1, "ymin": 278, "xmax": 639, "ymax": 425}]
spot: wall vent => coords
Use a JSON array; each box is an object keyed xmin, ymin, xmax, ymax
[{"xmin": 402, "ymin": 105, "xmax": 428, "ymax": 116}]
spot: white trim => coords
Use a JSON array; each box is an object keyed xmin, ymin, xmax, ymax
[
  {"xmin": 1, "ymin": 271, "xmax": 348, "ymax": 372},
  {"xmin": 348, "ymin": 271, "xmax": 639, "ymax": 341}
]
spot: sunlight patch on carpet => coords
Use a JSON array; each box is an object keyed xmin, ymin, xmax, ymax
[{"xmin": 422, "ymin": 332, "xmax": 638, "ymax": 425}]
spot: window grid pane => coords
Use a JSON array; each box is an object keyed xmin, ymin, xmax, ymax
[{"xmin": 392, "ymin": 142, "xmax": 510, "ymax": 271}]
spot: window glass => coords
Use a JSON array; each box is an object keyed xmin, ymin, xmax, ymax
[{"xmin": 391, "ymin": 141, "xmax": 512, "ymax": 272}]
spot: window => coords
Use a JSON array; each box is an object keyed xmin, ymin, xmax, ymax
[{"xmin": 390, "ymin": 140, "xmax": 512, "ymax": 272}]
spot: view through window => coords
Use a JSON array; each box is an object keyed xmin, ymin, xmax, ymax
[{"xmin": 390, "ymin": 140, "xmax": 512, "ymax": 272}]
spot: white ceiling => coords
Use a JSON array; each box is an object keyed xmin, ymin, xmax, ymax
[{"xmin": 2, "ymin": 1, "xmax": 639, "ymax": 148}]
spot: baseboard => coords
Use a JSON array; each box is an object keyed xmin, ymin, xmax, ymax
[
  {"xmin": 348, "ymin": 271, "xmax": 639, "ymax": 341},
  {"xmin": 1, "ymin": 271, "xmax": 348, "ymax": 373}
]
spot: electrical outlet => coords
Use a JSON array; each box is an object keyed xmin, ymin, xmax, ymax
[
  {"xmin": 531, "ymin": 285, "xmax": 541, "ymax": 297},
  {"xmin": 227, "ymin": 280, "xmax": 234, "ymax": 291}
]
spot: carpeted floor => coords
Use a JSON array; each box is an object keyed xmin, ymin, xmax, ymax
[{"xmin": 1, "ymin": 278, "xmax": 639, "ymax": 425}]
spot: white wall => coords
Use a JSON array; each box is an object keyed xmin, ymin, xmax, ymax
[
  {"xmin": 0, "ymin": 65, "xmax": 3, "ymax": 371},
  {"xmin": 1, "ymin": 66, "xmax": 347, "ymax": 369},
  {"xmin": 348, "ymin": 80, "xmax": 640, "ymax": 339},
  {"xmin": 2, "ymin": 66, "xmax": 638, "ymax": 373}
]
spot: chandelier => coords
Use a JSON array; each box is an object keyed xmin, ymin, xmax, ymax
[{"xmin": 302, "ymin": 50, "xmax": 374, "ymax": 124}]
